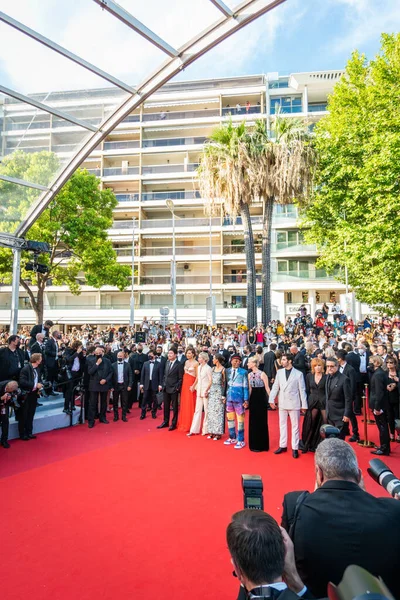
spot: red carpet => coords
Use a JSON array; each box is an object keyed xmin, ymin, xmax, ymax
[{"xmin": 1, "ymin": 410, "xmax": 398, "ymax": 600}]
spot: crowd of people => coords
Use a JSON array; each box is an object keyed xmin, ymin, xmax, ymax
[{"xmin": 0, "ymin": 308, "xmax": 399, "ymax": 456}]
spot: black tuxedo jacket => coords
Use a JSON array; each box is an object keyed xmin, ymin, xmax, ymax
[
  {"xmin": 163, "ymin": 360, "xmax": 184, "ymax": 394},
  {"xmin": 30, "ymin": 324, "xmax": 50, "ymax": 345},
  {"xmin": 346, "ymin": 351, "xmax": 361, "ymax": 373},
  {"xmin": 263, "ymin": 350, "xmax": 276, "ymax": 380},
  {"xmin": 341, "ymin": 362, "xmax": 357, "ymax": 400},
  {"xmin": 325, "ymin": 371, "xmax": 352, "ymax": 423},
  {"xmin": 369, "ymin": 367, "xmax": 388, "ymax": 411},
  {"xmin": 176, "ymin": 353, "xmax": 187, "ymax": 365},
  {"xmin": 128, "ymin": 352, "xmax": 149, "ymax": 377},
  {"xmin": 30, "ymin": 341, "xmax": 46, "ymax": 356},
  {"xmin": 140, "ymin": 360, "xmax": 162, "ymax": 391},
  {"xmin": 155, "ymin": 355, "xmax": 167, "ymax": 381},
  {"xmin": 44, "ymin": 337, "xmax": 59, "ymax": 367},
  {"xmin": 293, "ymin": 351, "xmax": 307, "ymax": 375},
  {"xmin": 282, "ymin": 481, "xmax": 400, "ymax": 599},
  {"xmin": 112, "ymin": 361, "xmax": 133, "ymax": 390},
  {"xmin": 241, "ymin": 352, "xmax": 255, "ymax": 371},
  {"xmin": 19, "ymin": 363, "xmax": 42, "ymax": 393},
  {"xmin": 88, "ymin": 358, "xmax": 113, "ymax": 392},
  {"xmin": 0, "ymin": 347, "xmax": 25, "ymax": 381}
]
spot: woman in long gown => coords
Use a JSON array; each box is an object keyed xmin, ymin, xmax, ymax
[
  {"xmin": 246, "ymin": 356, "xmax": 270, "ymax": 452},
  {"xmin": 177, "ymin": 348, "xmax": 198, "ymax": 432},
  {"xmin": 300, "ymin": 357, "xmax": 327, "ymax": 453},
  {"xmin": 206, "ymin": 354, "xmax": 226, "ymax": 440}
]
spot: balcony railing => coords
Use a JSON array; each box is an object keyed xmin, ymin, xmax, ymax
[
  {"xmin": 140, "ymin": 275, "xmax": 221, "ymax": 285},
  {"xmin": 121, "ymin": 115, "xmax": 140, "ymax": 123},
  {"xmin": 222, "ymin": 105, "xmax": 262, "ymax": 116},
  {"xmin": 104, "ymin": 140, "xmax": 140, "ymax": 150},
  {"xmin": 140, "ymin": 217, "xmax": 220, "ymax": 229},
  {"xmin": 142, "ymin": 136, "xmax": 207, "ymax": 148},
  {"xmin": 114, "ymin": 248, "xmax": 138, "ymax": 256},
  {"xmin": 141, "ymin": 246, "xmax": 220, "ymax": 256},
  {"xmin": 142, "ymin": 163, "xmax": 199, "ymax": 174},
  {"xmin": 115, "ymin": 193, "xmax": 140, "ymax": 203},
  {"xmin": 103, "ymin": 166, "xmax": 139, "ymax": 176},
  {"xmin": 223, "ymin": 245, "xmax": 261, "ymax": 254},
  {"xmin": 142, "ymin": 109, "xmax": 220, "ymax": 121},
  {"xmin": 86, "ymin": 168, "xmax": 101, "ymax": 176},
  {"xmin": 223, "ymin": 274, "xmax": 262, "ymax": 283},
  {"xmin": 5, "ymin": 146, "xmax": 49, "ymax": 155},
  {"xmin": 111, "ymin": 220, "xmax": 137, "ymax": 229},
  {"xmin": 223, "ymin": 216, "xmax": 263, "ymax": 226},
  {"xmin": 308, "ymin": 103, "xmax": 328, "ymax": 112},
  {"xmin": 274, "ymin": 242, "xmax": 317, "ymax": 253},
  {"xmin": 5, "ymin": 120, "xmax": 50, "ymax": 131},
  {"xmin": 270, "ymin": 105, "xmax": 302, "ymax": 115},
  {"xmin": 141, "ymin": 190, "xmax": 201, "ymax": 201}
]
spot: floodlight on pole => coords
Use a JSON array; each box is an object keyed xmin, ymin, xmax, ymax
[{"xmin": 166, "ymin": 200, "xmax": 177, "ymax": 325}]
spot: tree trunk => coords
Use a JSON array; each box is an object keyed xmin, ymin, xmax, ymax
[
  {"xmin": 262, "ymin": 195, "xmax": 274, "ymax": 325},
  {"xmin": 36, "ymin": 286, "xmax": 44, "ymax": 324},
  {"xmin": 20, "ymin": 278, "xmax": 41, "ymax": 324},
  {"xmin": 240, "ymin": 202, "xmax": 257, "ymax": 329}
]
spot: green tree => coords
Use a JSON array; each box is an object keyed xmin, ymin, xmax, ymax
[
  {"xmin": 246, "ymin": 115, "xmax": 315, "ymax": 325},
  {"xmin": 301, "ymin": 33, "xmax": 400, "ymax": 313},
  {"xmin": 198, "ymin": 121, "xmax": 257, "ymax": 328},
  {"xmin": 0, "ymin": 153, "xmax": 130, "ymax": 323}
]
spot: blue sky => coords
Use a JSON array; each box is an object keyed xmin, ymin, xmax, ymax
[{"xmin": 0, "ymin": 0, "xmax": 399, "ymax": 93}]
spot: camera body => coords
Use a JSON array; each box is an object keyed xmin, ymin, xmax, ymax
[{"xmin": 242, "ymin": 475, "xmax": 264, "ymax": 510}]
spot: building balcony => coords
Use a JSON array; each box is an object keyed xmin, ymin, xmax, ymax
[
  {"xmin": 140, "ymin": 275, "xmax": 221, "ymax": 286},
  {"xmin": 140, "ymin": 246, "xmax": 220, "ymax": 257},
  {"xmin": 142, "ymin": 162, "xmax": 199, "ymax": 175},
  {"xmin": 142, "ymin": 108, "xmax": 220, "ymax": 122},
  {"xmin": 103, "ymin": 166, "xmax": 140, "ymax": 177},
  {"xmin": 308, "ymin": 103, "xmax": 328, "ymax": 112},
  {"xmin": 142, "ymin": 136, "xmax": 207, "ymax": 149},
  {"xmin": 222, "ymin": 105, "xmax": 262, "ymax": 116},
  {"xmin": 141, "ymin": 190, "xmax": 201, "ymax": 202},
  {"xmin": 103, "ymin": 140, "xmax": 140, "ymax": 151},
  {"xmin": 140, "ymin": 216, "xmax": 220, "ymax": 230},
  {"xmin": 115, "ymin": 193, "xmax": 140, "ymax": 203}
]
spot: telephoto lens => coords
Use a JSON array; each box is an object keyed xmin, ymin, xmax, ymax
[{"xmin": 367, "ymin": 459, "xmax": 400, "ymax": 498}]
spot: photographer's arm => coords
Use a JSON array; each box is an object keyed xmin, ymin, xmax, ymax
[{"xmin": 280, "ymin": 528, "xmax": 309, "ymax": 597}]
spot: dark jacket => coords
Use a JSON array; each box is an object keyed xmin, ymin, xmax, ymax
[
  {"xmin": 140, "ymin": 360, "xmax": 162, "ymax": 392},
  {"xmin": 369, "ymin": 367, "xmax": 388, "ymax": 412},
  {"xmin": 282, "ymin": 480, "xmax": 400, "ymax": 599},
  {"xmin": 44, "ymin": 337, "xmax": 59, "ymax": 367},
  {"xmin": 30, "ymin": 324, "xmax": 50, "ymax": 345},
  {"xmin": 293, "ymin": 351, "xmax": 307, "ymax": 376},
  {"xmin": 30, "ymin": 341, "xmax": 46, "ymax": 357},
  {"xmin": 0, "ymin": 347, "xmax": 25, "ymax": 382},
  {"xmin": 63, "ymin": 347, "xmax": 85, "ymax": 377},
  {"xmin": 155, "ymin": 355, "xmax": 167, "ymax": 381},
  {"xmin": 341, "ymin": 362, "xmax": 357, "ymax": 401},
  {"xmin": 263, "ymin": 350, "xmax": 276, "ymax": 381},
  {"xmin": 325, "ymin": 371, "xmax": 352, "ymax": 424},
  {"xmin": 346, "ymin": 351, "xmax": 361, "ymax": 374},
  {"xmin": 163, "ymin": 359, "xmax": 184, "ymax": 394},
  {"xmin": 128, "ymin": 351, "xmax": 149, "ymax": 377},
  {"xmin": 111, "ymin": 361, "xmax": 133, "ymax": 390},
  {"xmin": 19, "ymin": 363, "xmax": 42, "ymax": 393},
  {"xmin": 88, "ymin": 357, "xmax": 113, "ymax": 392},
  {"xmin": 241, "ymin": 352, "xmax": 255, "ymax": 371}
]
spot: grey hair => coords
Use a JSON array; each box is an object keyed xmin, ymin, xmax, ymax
[
  {"xmin": 315, "ymin": 439, "xmax": 359, "ymax": 482},
  {"xmin": 325, "ymin": 356, "xmax": 338, "ymax": 366},
  {"xmin": 36, "ymin": 333, "xmax": 44, "ymax": 340},
  {"xmin": 199, "ymin": 352, "xmax": 210, "ymax": 362}
]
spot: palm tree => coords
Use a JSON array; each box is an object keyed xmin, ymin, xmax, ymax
[
  {"xmin": 246, "ymin": 113, "xmax": 315, "ymax": 325},
  {"xmin": 198, "ymin": 121, "xmax": 258, "ymax": 328}
]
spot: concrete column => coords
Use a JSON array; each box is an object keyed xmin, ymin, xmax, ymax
[
  {"xmin": 302, "ymin": 85, "xmax": 308, "ymax": 114},
  {"xmin": 309, "ymin": 289, "xmax": 316, "ymax": 317}
]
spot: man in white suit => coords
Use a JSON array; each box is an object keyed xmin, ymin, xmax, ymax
[{"xmin": 269, "ymin": 352, "xmax": 307, "ymax": 459}]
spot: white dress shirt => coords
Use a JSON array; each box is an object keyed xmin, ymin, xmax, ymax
[{"xmin": 117, "ymin": 362, "xmax": 124, "ymax": 383}]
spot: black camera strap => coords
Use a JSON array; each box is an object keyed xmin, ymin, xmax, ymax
[{"xmin": 288, "ymin": 491, "xmax": 309, "ymax": 540}]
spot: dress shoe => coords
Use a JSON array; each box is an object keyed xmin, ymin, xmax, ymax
[
  {"xmin": 122, "ymin": 416, "xmax": 128, "ymax": 422},
  {"xmin": 157, "ymin": 422, "xmax": 169, "ymax": 429},
  {"xmin": 371, "ymin": 448, "xmax": 390, "ymax": 456},
  {"xmin": 292, "ymin": 450, "xmax": 299, "ymax": 459},
  {"xmin": 1, "ymin": 441, "xmax": 10, "ymax": 449},
  {"xmin": 20, "ymin": 436, "xmax": 29, "ymax": 441},
  {"xmin": 140, "ymin": 413, "xmax": 146, "ymax": 420},
  {"xmin": 151, "ymin": 412, "xmax": 157, "ymax": 419},
  {"xmin": 113, "ymin": 416, "xmax": 119, "ymax": 422},
  {"xmin": 349, "ymin": 434, "xmax": 360, "ymax": 443},
  {"xmin": 28, "ymin": 434, "xmax": 37, "ymax": 439},
  {"xmin": 36, "ymin": 402, "xmax": 43, "ymax": 407},
  {"xmin": 168, "ymin": 425, "xmax": 176, "ymax": 431},
  {"xmin": 100, "ymin": 419, "xmax": 109, "ymax": 424},
  {"xmin": 127, "ymin": 409, "xmax": 131, "ymax": 414},
  {"xmin": 88, "ymin": 422, "xmax": 95, "ymax": 428},
  {"xmin": 274, "ymin": 447, "xmax": 287, "ymax": 455}
]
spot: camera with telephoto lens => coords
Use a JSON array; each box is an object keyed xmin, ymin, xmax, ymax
[
  {"xmin": 320, "ymin": 424, "xmax": 341, "ymax": 439},
  {"xmin": 367, "ymin": 459, "xmax": 400, "ymax": 498},
  {"xmin": 42, "ymin": 380, "xmax": 53, "ymax": 395},
  {"xmin": 4, "ymin": 388, "xmax": 22, "ymax": 409},
  {"xmin": 242, "ymin": 474, "xmax": 264, "ymax": 510}
]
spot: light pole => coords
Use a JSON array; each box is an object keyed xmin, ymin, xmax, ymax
[
  {"xmin": 129, "ymin": 217, "xmax": 136, "ymax": 328},
  {"xmin": 166, "ymin": 200, "xmax": 177, "ymax": 325}
]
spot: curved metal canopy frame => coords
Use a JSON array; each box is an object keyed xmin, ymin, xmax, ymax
[{"xmin": 10, "ymin": 0, "xmax": 287, "ymax": 237}]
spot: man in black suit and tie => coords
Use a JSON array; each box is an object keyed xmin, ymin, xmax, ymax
[
  {"xmin": 30, "ymin": 320, "xmax": 53, "ymax": 346},
  {"xmin": 140, "ymin": 350, "xmax": 163, "ymax": 419},
  {"xmin": 263, "ymin": 343, "xmax": 277, "ymax": 383},
  {"xmin": 87, "ymin": 347, "xmax": 113, "ymax": 428},
  {"xmin": 44, "ymin": 331, "xmax": 61, "ymax": 394},
  {"xmin": 336, "ymin": 350, "xmax": 359, "ymax": 442},
  {"xmin": 325, "ymin": 357, "xmax": 352, "ymax": 439},
  {"xmin": 111, "ymin": 351, "xmax": 133, "ymax": 422},
  {"xmin": 281, "ymin": 438, "xmax": 400, "ymax": 599},
  {"xmin": 155, "ymin": 345, "xmax": 167, "ymax": 381},
  {"xmin": 157, "ymin": 347, "xmax": 184, "ymax": 431},
  {"xmin": 176, "ymin": 344, "xmax": 187, "ymax": 365},
  {"xmin": 290, "ymin": 344, "xmax": 307, "ymax": 382},
  {"xmin": 128, "ymin": 343, "xmax": 148, "ymax": 408},
  {"xmin": 18, "ymin": 353, "xmax": 44, "ymax": 440}
]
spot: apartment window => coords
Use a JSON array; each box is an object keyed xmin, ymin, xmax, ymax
[
  {"xmin": 277, "ymin": 260, "xmax": 310, "ymax": 275},
  {"xmin": 268, "ymin": 78, "xmax": 289, "ymax": 89},
  {"xmin": 276, "ymin": 231, "xmax": 298, "ymax": 249},
  {"xmin": 274, "ymin": 203, "xmax": 297, "ymax": 216},
  {"xmin": 270, "ymin": 96, "xmax": 302, "ymax": 114},
  {"xmin": 285, "ymin": 292, "xmax": 293, "ymax": 303}
]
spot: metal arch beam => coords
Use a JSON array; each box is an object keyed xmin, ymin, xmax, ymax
[
  {"xmin": 0, "ymin": 174, "xmax": 49, "ymax": 191},
  {"xmin": 209, "ymin": 0, "xmax": 234, "ymax": 18},
  {"xmin": 93, "ymin": 0, "xmax": 179, "ymax": 58},
  {"xmin": 0, "ymin": 85, "xmax": 98, "ymax": 132},
  {"xmin": 0, "ymin": 11, "xmax": 135, "ymax": 95},
  {"xmin": 16, "ymin": 0, "xmax": 287, "ymax": 237}
]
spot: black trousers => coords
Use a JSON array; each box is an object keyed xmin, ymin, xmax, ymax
[
  {"xmin": 46, "ymin": 364, "xmax": 58, "ymax": 386},
  {"xmin": 355, "ymin": 374, "xmax": 369, "ymax": 413},
  {"xmin": 88, "ymin": 391, "xmax": 108, "ymax": 424},
  {"xmin": 63, "ymin": 373, "xmax": 80, "ymax": 411},
  {"xmin": 18, "ymin": 391, "xmax": 38, "ymax": 437},
  {"xmin": 375, "ymin": 410, "xmax": 390, "ymax": 453},
  {"xmin": 327, "ymin": 417, "xmax": 349, "ymax": 440},
  {"xmin": 349, "ymin": 408, "xmax": 359, "ymax": 437},
  {"xmin": 163, "ymin": 391, "xmax": 179, "ymax": 426},
  {"xmin": 0, "ymin": 408, "xmax": 9, "ymax": 442},
  {"xmin": 387, "ymin": 402, "xmax": 399, "ymax": 436},
  {"xmin": 142, "ymin": 389, "xmax": 157, "ymax": 413},
  {"xmin": 113, "ymin": 385, "xmax": 128, "ymax": 418},
  {"xmin": 128, "ymin": 377, "xmax": 140, "ymax": 408}
]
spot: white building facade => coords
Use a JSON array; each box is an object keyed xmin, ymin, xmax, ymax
[{"xmin": 1, "ymin": 70, "xmax": 357, "ymax": 327}]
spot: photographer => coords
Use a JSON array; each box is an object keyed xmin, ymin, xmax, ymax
[
  {"xmin": 281, "ymin": 438, "xmax": 400, "ymax": 599},
  {"xmin": 18, "ymin": 353, "xmax": 44, "ymax": 441},
  {"xmin": 0, "ymin": 335, "xmax": 25, "ymax": 382},
  {"xmin": 228, "ymin": 510, "xmax": 310, "ymax": 599},
  {"xmin": 61, "ymin": 340, "xmax": 85, "ymax": 415},
  {"xmin": 0, "ymin": 380, "xmax": 19, "ymax": 449}
]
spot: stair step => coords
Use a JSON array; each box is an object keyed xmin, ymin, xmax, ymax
[{"xmin": 8, "ymin": 405, "xmax": 81, "ymax": 440}]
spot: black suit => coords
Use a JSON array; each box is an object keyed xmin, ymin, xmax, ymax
[
  {"xmin": 128, "ymin": 352, "xmax": 149, "ymax": 407},
  {"xmin": 282, "ymin": 480, "xmax": 400, "ymax": 599},
  {"xmin": 293, "ymin": 351, "xmax": 307, "ymax": 380},
  {"xmin": 325, "ymin": 371, "xmax": 352, "ymax": 437},
  {"xmin": 340, "ymin": 362, "xmax": 359, "ymax": 437},
  {"xmin": 241, "ymin": 352, "xmax": 255, "ymax": 372},
  {"xmin": 88, "ymin": 357, "xmax": 113, "ymax": 425},
  {"xmin": 111, "ymin": 361, "xmax": 133, "ymax": 419},
  {"xmin": 354, "ymin": 350, "xmax": 371, "ymax": 412},
  {"xmin": 346, "ymin": 351, "xmax": 360, "ymax": 373},
  {"xmin": 369, "ymin": 367, "xmax": 390, "ymax": 454},
  {"xmin": 44, "ymin": 337, "xmax": 59, "ymax": 385},
  {"xmin": 162, "ymin": 359, "xmax": 184, "ymax": 427},
  {"xmin": 0, "ymin": 347, "xmax": 25, "ymax": 382},
  {"xmin": 140, "ymin": 360, "xmax": 162, "ymax": 414},
  {"xmin": 18, "ymin": 363, "xmax": 42, "ymax": 438},
  {"xmin": 30, "ymin": 324, "xmax": 50, "ymax": 346},
  {"xmin": 0, "ymin": 380, "xmax": 12, "ymax": 443},
  {"xmin": 263, "ymin": 350, "xmax": 276, "ymax": 381},
  {"xmin": 155, "ymin": 355, "xmax": 167, "ymax": 382}
]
